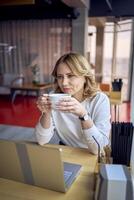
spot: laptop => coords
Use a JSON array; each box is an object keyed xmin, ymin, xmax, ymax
[{"xmin": 0, "ymin": 139, "xmax": 82, "ymax": 192}]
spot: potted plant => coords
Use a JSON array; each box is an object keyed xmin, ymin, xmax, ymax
[{"xmin": 31, "ymin": 64, "xmax": 40, "ymax": 85}]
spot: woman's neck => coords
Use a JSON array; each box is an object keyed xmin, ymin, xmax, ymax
[{"xmin": 73, "ymin": 89, "xmax": 85, "ymax": 102}]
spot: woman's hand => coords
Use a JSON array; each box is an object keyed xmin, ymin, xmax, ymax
[
  {"xmin": 36, "ymin": 94, "xmax": 52, "ymax": 114},
  {"xmin": 56, "ymin": 97, "xmax": 87, "ymax": 117}
]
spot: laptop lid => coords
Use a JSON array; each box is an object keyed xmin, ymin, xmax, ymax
[{"xmin": 0, "ymin": 140, "xmax": 82, "ymax": 192}]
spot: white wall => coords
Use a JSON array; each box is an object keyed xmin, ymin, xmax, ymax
[
  {"xmin": 130, "ymin": 64, "xmax": 134, "ymax": 182},
  {"xmin": 130, "ymin": 22, "xmax": 134, "ymax": 188},
  {"xmin": 129, "ymin": 20, "xmax": 134, "ymax": 195}
]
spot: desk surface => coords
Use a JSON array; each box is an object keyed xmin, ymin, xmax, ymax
[{"xmin": 0, "ymin": 144, "xmax": 97, "ymax": 200}]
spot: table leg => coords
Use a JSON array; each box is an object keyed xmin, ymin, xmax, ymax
[
  {"xmin": 11, "ymin": 89, "xmax": 17, "ymax": 103},
  {"xmin": 114, "ymin": 105, "xmax": 117, "ymax": 122},
  {"xmin": 37, "ymin": 90, "xmax": 40, "ymax": 96},
  {"xmin": 117, "ymin": 105, "xmax": 120, "ymax": 121}
]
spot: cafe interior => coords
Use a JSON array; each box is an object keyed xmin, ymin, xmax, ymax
[{"xmin": 0, "ymin": 0, "xmax": 134, "ymax": 199}]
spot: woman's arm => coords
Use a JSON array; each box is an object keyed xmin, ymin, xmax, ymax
[
  {"xmin": 34, "ymin": 113, "xmax": 55, "ymax": 145},
  {"xmin": 81, "ymin": 94, "xmax": 111, "ymax": 154},
  {"xmin": 35, "ymin": 94, "xmax": 55, "ymax": 145}
]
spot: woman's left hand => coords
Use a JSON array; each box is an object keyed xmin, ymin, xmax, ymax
[{"xmin": 56, "ymin": 97, "xmax": 87, "ymax": 117}]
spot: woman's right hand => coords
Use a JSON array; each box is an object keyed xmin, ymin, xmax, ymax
[{"xmin": 36, "ymin": 94, "xmax": 52, "ymax": 114}]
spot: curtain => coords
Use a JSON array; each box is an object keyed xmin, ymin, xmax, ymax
[{"xmin": 0, "ymin": 19, "xmax": 71, "ymax": 83}]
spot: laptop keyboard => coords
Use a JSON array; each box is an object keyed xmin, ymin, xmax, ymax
[{"xmin": 64, "ymin": 170, "xmax": 72, "ymax": 182}]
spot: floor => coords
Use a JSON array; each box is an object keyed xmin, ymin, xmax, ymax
[
  {"xmin": 0, "ymin": 95, "xmax": 40, "ymax": 127},
  {"xmin": 0, "ymin": 95, "xmax": 131, "ymax": 128}
]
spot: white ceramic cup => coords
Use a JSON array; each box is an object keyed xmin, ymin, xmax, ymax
[{"xmin": 48, "ymin": 93, "xmax": 71, "ymax": 109}]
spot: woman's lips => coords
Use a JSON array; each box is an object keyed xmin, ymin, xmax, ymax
[{"xmin": 63, "ymin": 88, "xmax": 71, "ymax": 93}]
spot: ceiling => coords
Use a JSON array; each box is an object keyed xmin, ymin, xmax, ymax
[
  {"xmin": 0, "ymin": 0, "xmax": 133, "ymax": 20},
  {"xmin": 0, "ymin": 0, "xmax": 80, "ymax": 20},
  {"xmin": 89, "ymin": 0, "xmax": 134, "ymax": 18}
]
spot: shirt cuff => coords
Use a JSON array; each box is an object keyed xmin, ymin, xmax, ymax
[
  {"xmin": 82, "ymin": 124, "xmax": 100, "ymax": 141},
  {"xmin": 35, "ymin": 122, "xmax": 52, "ymax": 136}
]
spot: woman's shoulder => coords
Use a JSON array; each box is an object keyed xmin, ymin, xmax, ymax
[
  {"xmin": 96, "ymin": 91, "xmax": 109, "ymax": 99},
  {"xmin": 86, "ymin": 91, "xmax": 109, "ymax": 103},
  {"xmin": 84, "ymin": 91, "xmax": 110, "ymax": 113}
]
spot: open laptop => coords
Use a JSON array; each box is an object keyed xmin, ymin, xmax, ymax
[{"xmin": 0, "ymin": 139, "xmax": 82, "ymax": 192}]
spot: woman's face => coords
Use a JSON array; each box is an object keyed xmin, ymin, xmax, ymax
[{"xmin": 56, "ymin": 63, "xmax": 85, "ymax": 100}]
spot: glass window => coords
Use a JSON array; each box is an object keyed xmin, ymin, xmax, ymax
[
  {"xmin": 103, "ymin": 23, "xmax": 114, "ymax": 83},
  {"xmin": 103, "ymin": 19, "xmax": 132, "ymax": 101},
  {"xmin": 88, "ymin": 26, "xmax": 96, "ymax": 65},
  {"xmin": 116, "ymin": 20, "xmax": 132, "ymax": 101}
]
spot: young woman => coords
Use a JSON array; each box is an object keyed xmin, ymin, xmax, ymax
[{"xmin": 35, "ymin": 52, "xmax": 111, "ymax": 154}]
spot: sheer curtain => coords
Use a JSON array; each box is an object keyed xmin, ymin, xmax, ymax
[{"xmin": 0, "ymin": 19, "xmax": 71, "ymax": 83}]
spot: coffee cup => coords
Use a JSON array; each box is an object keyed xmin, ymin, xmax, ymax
[{"xmin": 48, "ymin": 93, "xmax": 71, "ymax": 109}]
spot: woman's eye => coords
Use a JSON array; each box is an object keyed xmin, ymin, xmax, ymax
[
  {"xmin": 56, "ymin": 74, "xmax": 76, "ymax": 80},
  {"xmin": 68, "ymin": 74, "xmax": 75, "ymax": 78}
]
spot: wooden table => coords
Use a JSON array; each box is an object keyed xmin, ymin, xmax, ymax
[
  {"xmin": 10, "ymin": 83, "xmax": 53, "ymax": 103},
  {"xmin": 0, "ymin": 145, "xmax": 97, "ymax": 200}
]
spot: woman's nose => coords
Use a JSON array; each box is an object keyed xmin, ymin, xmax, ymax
[{"xmin": 62, "ymin": 76, "xmax": 69, "ymax": 85}]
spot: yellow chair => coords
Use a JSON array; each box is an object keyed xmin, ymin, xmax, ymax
[{"xmin": 109, "ymin": 91, "xmax": 123, "ymax": 122}]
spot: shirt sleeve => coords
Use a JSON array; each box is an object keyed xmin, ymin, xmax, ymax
[
  {"xmin": 82, "ymin": 94, "xmax": 111, "ymax": 154},
  {"xmin": 34, "ymin": 115, "xmax": 55, "ymax": 145}
]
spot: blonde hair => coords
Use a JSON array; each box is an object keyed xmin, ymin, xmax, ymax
[{"xmin": 52, "ymin": 52, "xmax": 99, "ymax": 98}]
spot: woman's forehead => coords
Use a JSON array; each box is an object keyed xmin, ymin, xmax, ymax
[{"xmin": 57, "ymin": 63, "xmax": 72, "ymax": 74}]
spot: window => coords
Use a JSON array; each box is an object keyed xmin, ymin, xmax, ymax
[
  {"xmin": 88, "ymin": 26, "xmax": 96, "ymax": 65},
  {"xmin": 103, "ymin": 19, "xmax": 132, "ymax": 101}
]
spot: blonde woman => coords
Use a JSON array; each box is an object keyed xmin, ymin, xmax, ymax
[{"xmin": 35, "ymin": 52, "xmax": 111, "ymax": 154}]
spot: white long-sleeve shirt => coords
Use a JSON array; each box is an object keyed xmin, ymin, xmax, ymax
[{"xmin": 35, "ymin": 92, "xmax": 111, "ymax": 154}]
